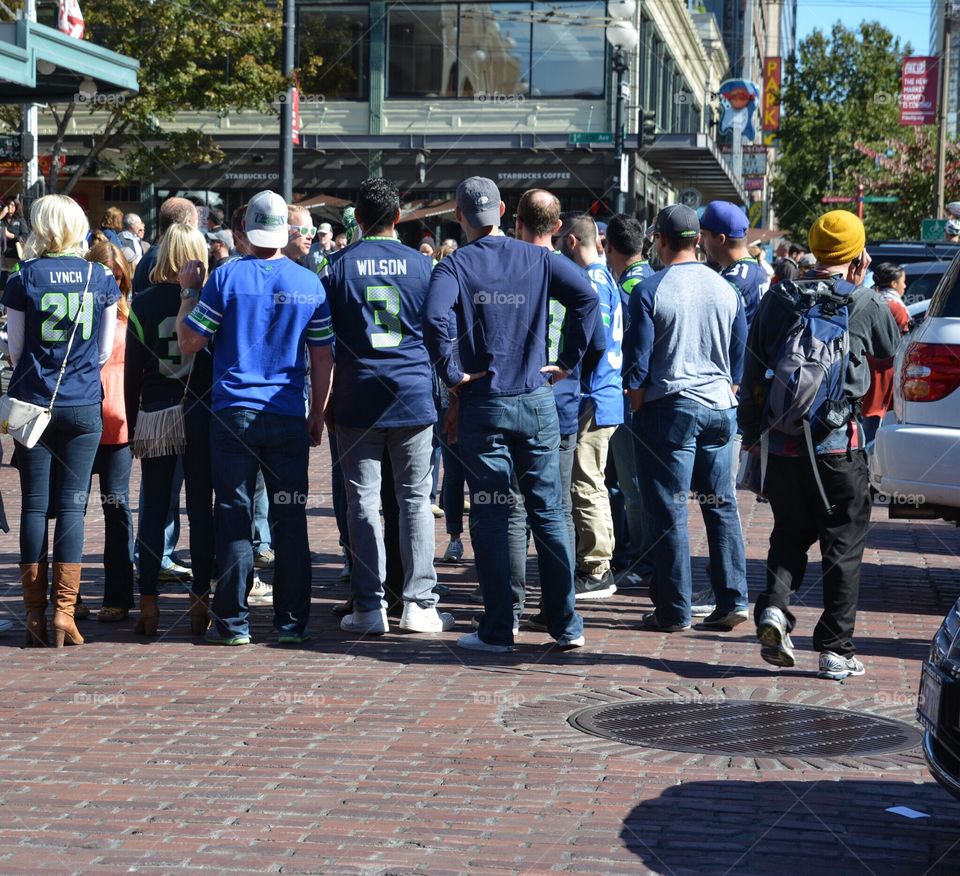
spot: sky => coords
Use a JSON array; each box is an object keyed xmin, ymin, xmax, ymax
[{"xmin": 796, "ymin": 0, "xmax": 932, "ymax": 54}]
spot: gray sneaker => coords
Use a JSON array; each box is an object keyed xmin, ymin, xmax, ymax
[
  {"xmin": 441, "ymin": 538, "xmax": 464, "ymax": 565},
  {"xmin": 690, "ymin": 588, "xmax": 717, "ymax": 617},
  {"xmin": 757, "ymin": 607, "xmax": 795, "ymax": 668},
  {"xmin": 248, "ymin": 575, "xmax": 273, "ymax": 606},
  {"xmin": 818, "ymin": 651, "xmax": 866, "ymax": 681}
]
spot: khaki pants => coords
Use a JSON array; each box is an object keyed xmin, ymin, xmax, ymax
[{"xmin": 571, "ymin": 404, "xmax": 617, "ymax": 576}]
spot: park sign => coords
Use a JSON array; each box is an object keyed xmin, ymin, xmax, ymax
[
  {"xmin": 762, "ymin": 57, "xmax": 781, "ymax": 132},
  {"xmin": 901, "ymin": 57, "xmax": 938, "ymax": 126}
]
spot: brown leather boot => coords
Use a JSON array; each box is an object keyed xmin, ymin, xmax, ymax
[
  {"xmin": 51, "ymin": 563, "xmax": 85, "ymax": 647},
  {"xmin": 135, "ymin": 594, "xmax": 160, "ymax": 636},
  {"xmin": 21, "ymin": 562, "xmax": 48, "ymax": 647},
  {"xmin": 188, "ymin": 592, "xmax": 210, "ymax": 636}
]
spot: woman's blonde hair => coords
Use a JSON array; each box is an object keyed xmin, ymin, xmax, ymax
[
  {"xmin": 86, "ymin": 240, "xmax": 132, "ymax": 318},
  {"xmin": 22, "ymin": 194, "xmax": 89, "ymax": 259},
  {"xmin": 150, "ymin": 223, "xmax": 208, "ymax": 285}
]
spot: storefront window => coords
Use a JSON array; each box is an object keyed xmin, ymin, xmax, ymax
[
  {"xmin": 299, "ymin": 6, "xmax": 370, "ymax": 99},
  {"xmin": 387, "ymin": 1, "xmax": 604, "ymax": 99}
]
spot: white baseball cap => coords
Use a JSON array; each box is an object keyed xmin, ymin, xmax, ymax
[
  {"xmin": 318, "ymin": 222, "xmax": 333, "ymax": 235},
  {"xmin": 245, "ymin": 190, "xmax": 288, "ymax": 248}
]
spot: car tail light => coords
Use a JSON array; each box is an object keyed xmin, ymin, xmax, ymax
[{"xmin": 901, "ymin": 343, "xmax": 960, "ymax": 402}]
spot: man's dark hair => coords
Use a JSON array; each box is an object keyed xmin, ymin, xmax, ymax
[
  {"xmin": 564, "ymin": 214, "xmax": 597, "ymax": 247},
  {"xmin": 231, "ymin": 204, "xmax": 248, "ymax": 237},
  {"xmin": 661, "ymin": 234, "xmax": 697, "ymax": 253},
  {"xmin": 517, "ymin": 189, "xmax": 560, "ymax": 237},
  {"xmin": 208, "ymin": 206, "xmax": 225, "ymax": 226},
  {"xmin": 872, "ymin": 262, "xmax": 905, "ymax": 287},
  {"xmin": 788, "ymin": 243, "xmax": 806, "ymax": 257},
  {"xmin": 605, "ymin": 214, "xmax": 645, "ymax": 257},
  {"xmin": 356, "ymin": 178, "xmax": 401, "ymax": 235}
]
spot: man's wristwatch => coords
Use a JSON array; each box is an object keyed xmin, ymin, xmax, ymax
[{"xmin": 180, "ymin": 287, "xmax": 200, "ymax": 300}]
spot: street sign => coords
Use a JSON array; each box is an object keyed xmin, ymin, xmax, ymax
[
  {"xmin": 568, "ymin": 132, "xmax": 614, "ymax": 145},
  {"xmin": 862, "ymin": 195, "xmax": 900, "ymax": 203},
  {"xmin": 922, "ymin": 219, "xmax": 950, "ymax": 241},
  {"xmin": 821, "ymin": 196, "xmax": 855, "ymax": 203},
  {"xmin": 0, "ymin": 135, "xmax": 21, "ymax": 161}
]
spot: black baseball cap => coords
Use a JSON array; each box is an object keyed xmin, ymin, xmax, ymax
[{"xmin": 649, "ymin": 204, "xmax": 700, "ymax": 239}]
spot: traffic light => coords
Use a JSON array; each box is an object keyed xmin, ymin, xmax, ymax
[{"xmin": 639, "ymin": 110, "xmax": 657, "ymax": 148}]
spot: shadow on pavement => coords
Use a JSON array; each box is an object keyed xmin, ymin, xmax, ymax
[{"xmin": 620, "ymin": 778, "xmax": 960, "ymax": 875}]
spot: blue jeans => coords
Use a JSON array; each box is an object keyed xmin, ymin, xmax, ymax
[
  {"xmin": 609, "ymin": 422, "xmax": 653, "ymax": 577},
  {"xmin": 134, "ymin": 460, "xmax": 182, "ymax": 571},
  {"xmin": 458, "ymin": 385, "xmax": 582, "ymax": 646},
  {"xmin": 253, "ymin": 469, "xmax": 271, "ymax": 552},
  {"xmin": 336, "ymin": 423, "xmax": 438, "ymax": 613},
  {"xmin": 328, "ymin": 431, "xmax": 350, "ymax": 552},
  {"xmin": 136, "ymin": 404, "xmax": 214, "ymax": 598},
  {"xmin": 209, "ymin": 408, "xmax": 312, "ymax": 639},
  {"xmin": 91, "ymin": 443, "xmax": 135, "ymax": 608},
  {"xmin": 439, "ymin": 411, "xmax": 466, "ymax": 537},
  {"xmin": 18, "ymin": 403, "xmax": 102, "ymax": 563},
  {"xmin": 508, "ymin": 430, "xmax": 577, "ymax": 618},
  {"xmin": 634, "ymin": 396, "xmax": 747, "ymax": 627}
]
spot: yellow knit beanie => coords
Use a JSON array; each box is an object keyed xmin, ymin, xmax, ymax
[{"xmin": 808, "ymin": 210, "xmax": 866, "ymax": 266}]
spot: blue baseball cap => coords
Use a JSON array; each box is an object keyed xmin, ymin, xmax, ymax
[{"xmin": 700, "ymin": 201, "xmax": 749, "ymax": 239}]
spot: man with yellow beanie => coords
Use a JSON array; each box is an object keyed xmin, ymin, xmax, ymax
[{"xmin": 739, "ymin": 210, "xmax": 901, "ymax": 681}]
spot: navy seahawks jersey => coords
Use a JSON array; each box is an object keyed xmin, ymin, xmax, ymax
[
  {"xmin": 2, "ymin": 255, "xmax": 120, "ymax": 407},
  {"xmin": 617, "ymin": 260, "xmax": 654, "ymax": 314},
  {"xmin": 720, "ymin": 257, "xmax": 769, "ymax": 329},
  {"xmin": 321, "ymin": 236, "xmax": 436, "ymax": 428}
]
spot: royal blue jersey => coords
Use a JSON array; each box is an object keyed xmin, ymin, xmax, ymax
[
  {"xmin": 185, "ymin": 255, "xmax": 333, "ymax": 416},
  {"xmin": 721, "ymin": 257, "xmax": 769, "ymax": 329},
  {"xmin": 2, "ymin": 255, "xmax": 120, "ymax": 407},
  {"xmin": 580, "ymin": 262, "xmax": 624, "ymax": 427},
  {"xmin": 321, "ymin": 236, "xmax": 436, "ymax": 429}
]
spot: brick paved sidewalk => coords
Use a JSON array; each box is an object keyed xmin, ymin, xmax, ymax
[{"xmin": 0, "ymin": 435, "xmax": 958, "ymax": 874}]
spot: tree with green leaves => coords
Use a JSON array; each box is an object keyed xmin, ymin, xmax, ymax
[
  {"xmin": 771, "ymin": 22, "xmax": 914, "ymax": 240},
  {"xmin": 4, "ymin": 0, "xmax": 286, "ymax": 195}
]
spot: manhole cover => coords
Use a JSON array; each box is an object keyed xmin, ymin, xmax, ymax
[{"xmin": 568, "ymin": 699, "xmax": 921, "ymax": 758}]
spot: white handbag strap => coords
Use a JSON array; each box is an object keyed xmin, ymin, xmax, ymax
[{"xmin": 47, "ymin": 262, "xmax": 93, "ymax": 413}]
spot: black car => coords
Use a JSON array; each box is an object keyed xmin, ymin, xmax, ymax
[
  {"xmin": 868, "ymin": 240, "xmax": 960, "ymax": 265},
  {"xmin": 902, "ymin": 260, "xmax": 953, "ymax": 307},
  {"xmin": 918, "ymin": 598, "xmax": 960, "ymax": 800}
]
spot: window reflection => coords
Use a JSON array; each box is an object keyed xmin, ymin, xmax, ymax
[{"xmin": 299, "ymin": 5, "xmax": 370, "ymax": 100}]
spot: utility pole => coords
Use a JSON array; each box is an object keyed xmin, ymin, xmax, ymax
[
  {"xmin": 934, "ymin": 0, "xmax": 954, "ymax": 218},
  {"xmin": 612, "ymin": 49, "xmax": 628, "ymax": 214},
  {"xmin": 279, "ymin": 0, "xmax": 295, "ymax": 203},
  {"xmin": 21, "ymin": 0, "xmax": 39, "ymax": 208}
]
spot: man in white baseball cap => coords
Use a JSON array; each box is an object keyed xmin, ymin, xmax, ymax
[{"xmin": 175, "ymin": 190, "xmax": 334, "ymax": 646}]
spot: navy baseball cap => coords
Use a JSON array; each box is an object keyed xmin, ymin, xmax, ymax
[
  {"xmin": 700, "ymin": 201, "xmax": 749, "ymax": 238},
  {"xmin": 651, "ymin": 204, "xmax": 700, "ymax": 239}
]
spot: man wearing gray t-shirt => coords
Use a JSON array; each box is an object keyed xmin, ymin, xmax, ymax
[{"xmin": 622, "ymin": 204, "xmax": 748, "ymax": 633}]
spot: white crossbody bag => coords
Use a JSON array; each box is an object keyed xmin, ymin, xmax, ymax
[{"xmin": 0, "ymin": 263, "xmax": 93, "ymax": 449}]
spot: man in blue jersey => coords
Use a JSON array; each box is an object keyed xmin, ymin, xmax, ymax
[
  {"xmin": 622, "ymin": 204, "xmax": 748, "ymax": 633},
  {"xmin": 558, "ymin": 215, "xmax": 623, "ymax": 600},
  {"xmin": 177, "ymin": 190, "xmax": 334, "ymax": 646},
  {"xmin": 322, "ymin": 177, "xmax": 453, "ymax": 636},
  {"xmin": 423, "ymin": 177, "xmax": 599, "ymax": 652},
  {"xmin": 602, "ymin": 214, "xmax": 654, "ymax": 590}
]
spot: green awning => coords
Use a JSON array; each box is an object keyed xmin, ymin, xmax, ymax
[{"xmin": 0, "ymin": 19, "xmax": 138, "ymax": 103}]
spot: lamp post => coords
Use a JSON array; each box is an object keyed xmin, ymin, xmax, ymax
[{"xmin": 605, "ymin": 3, "xmax": 638, "ymax": 214}]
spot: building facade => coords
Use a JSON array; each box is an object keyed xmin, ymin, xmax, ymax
[{"xmin": 35, "ymin": 0, "xmax": 747, "ymax": 235}]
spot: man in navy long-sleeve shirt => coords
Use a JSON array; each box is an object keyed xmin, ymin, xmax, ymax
[
  {"xmin": 621, "ymin": 204, "xmax": 748, "ymax": 634},
  {"xmin": 422, "ymin": 177, "xmax": 599, "ymax": 652}
]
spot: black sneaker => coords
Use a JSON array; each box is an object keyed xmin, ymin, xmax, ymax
[
  {"xmin": 332, "ymin": 598, "xmax": 353, "ymax": 618},
  {"xmin": 523, "ymin": 611, "xmax": 548, "ymax": 632},
  {"xmin": 575, "ymin": 570, "xmax": 617, "ymax": 600}
]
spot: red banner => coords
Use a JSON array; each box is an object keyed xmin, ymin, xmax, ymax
[
  {"xmin": 901, "ymin": 56, "xmax": 938, "ymax": 125},
  {"xmin": 762, "ymin": 57, "xmax": 781, "ymax": 132},
  {"xmin": 291, "ymin": 88, "xmax": 300, "ymax": 146}
]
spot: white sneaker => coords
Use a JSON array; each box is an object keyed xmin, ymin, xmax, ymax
[
  {"xmin": 399, "ymin": 603, "xmax": 455, "ymax": 633},
  {"xmin": 556, "ymin": 635, "xmax": 585, "ymax": 650},
  {"xmin": 248, "ymin": 575, "xmax": 273, "ymax": 606},
  {"xmin": 340, "ymin": 607, "xmax": 389, "ymax": 635},
  {"xmin": 457, "ymin": 631, "xmax": 513, "ymax": 653}
]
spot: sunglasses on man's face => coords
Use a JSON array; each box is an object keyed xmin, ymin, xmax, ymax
[{"xmin": 289, "ymin": 224, "xmax": 317, "ymax": 237}]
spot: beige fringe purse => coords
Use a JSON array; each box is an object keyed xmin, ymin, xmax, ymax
[{"xmin": 130, "ymin": 355, "xmax": 195, "ymax": 459}]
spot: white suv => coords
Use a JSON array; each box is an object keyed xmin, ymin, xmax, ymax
[{"xmin": 870, "ymin": 255, "xmax": 960, "ymax": 521}]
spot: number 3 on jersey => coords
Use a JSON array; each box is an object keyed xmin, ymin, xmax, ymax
[
  {"xmin": 40, "ymin": 291, "xmax": 94, "ymax": 343},
  {"xmin": 366, "ymin": 284, "xmax": 402, "ymax": 349}
]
